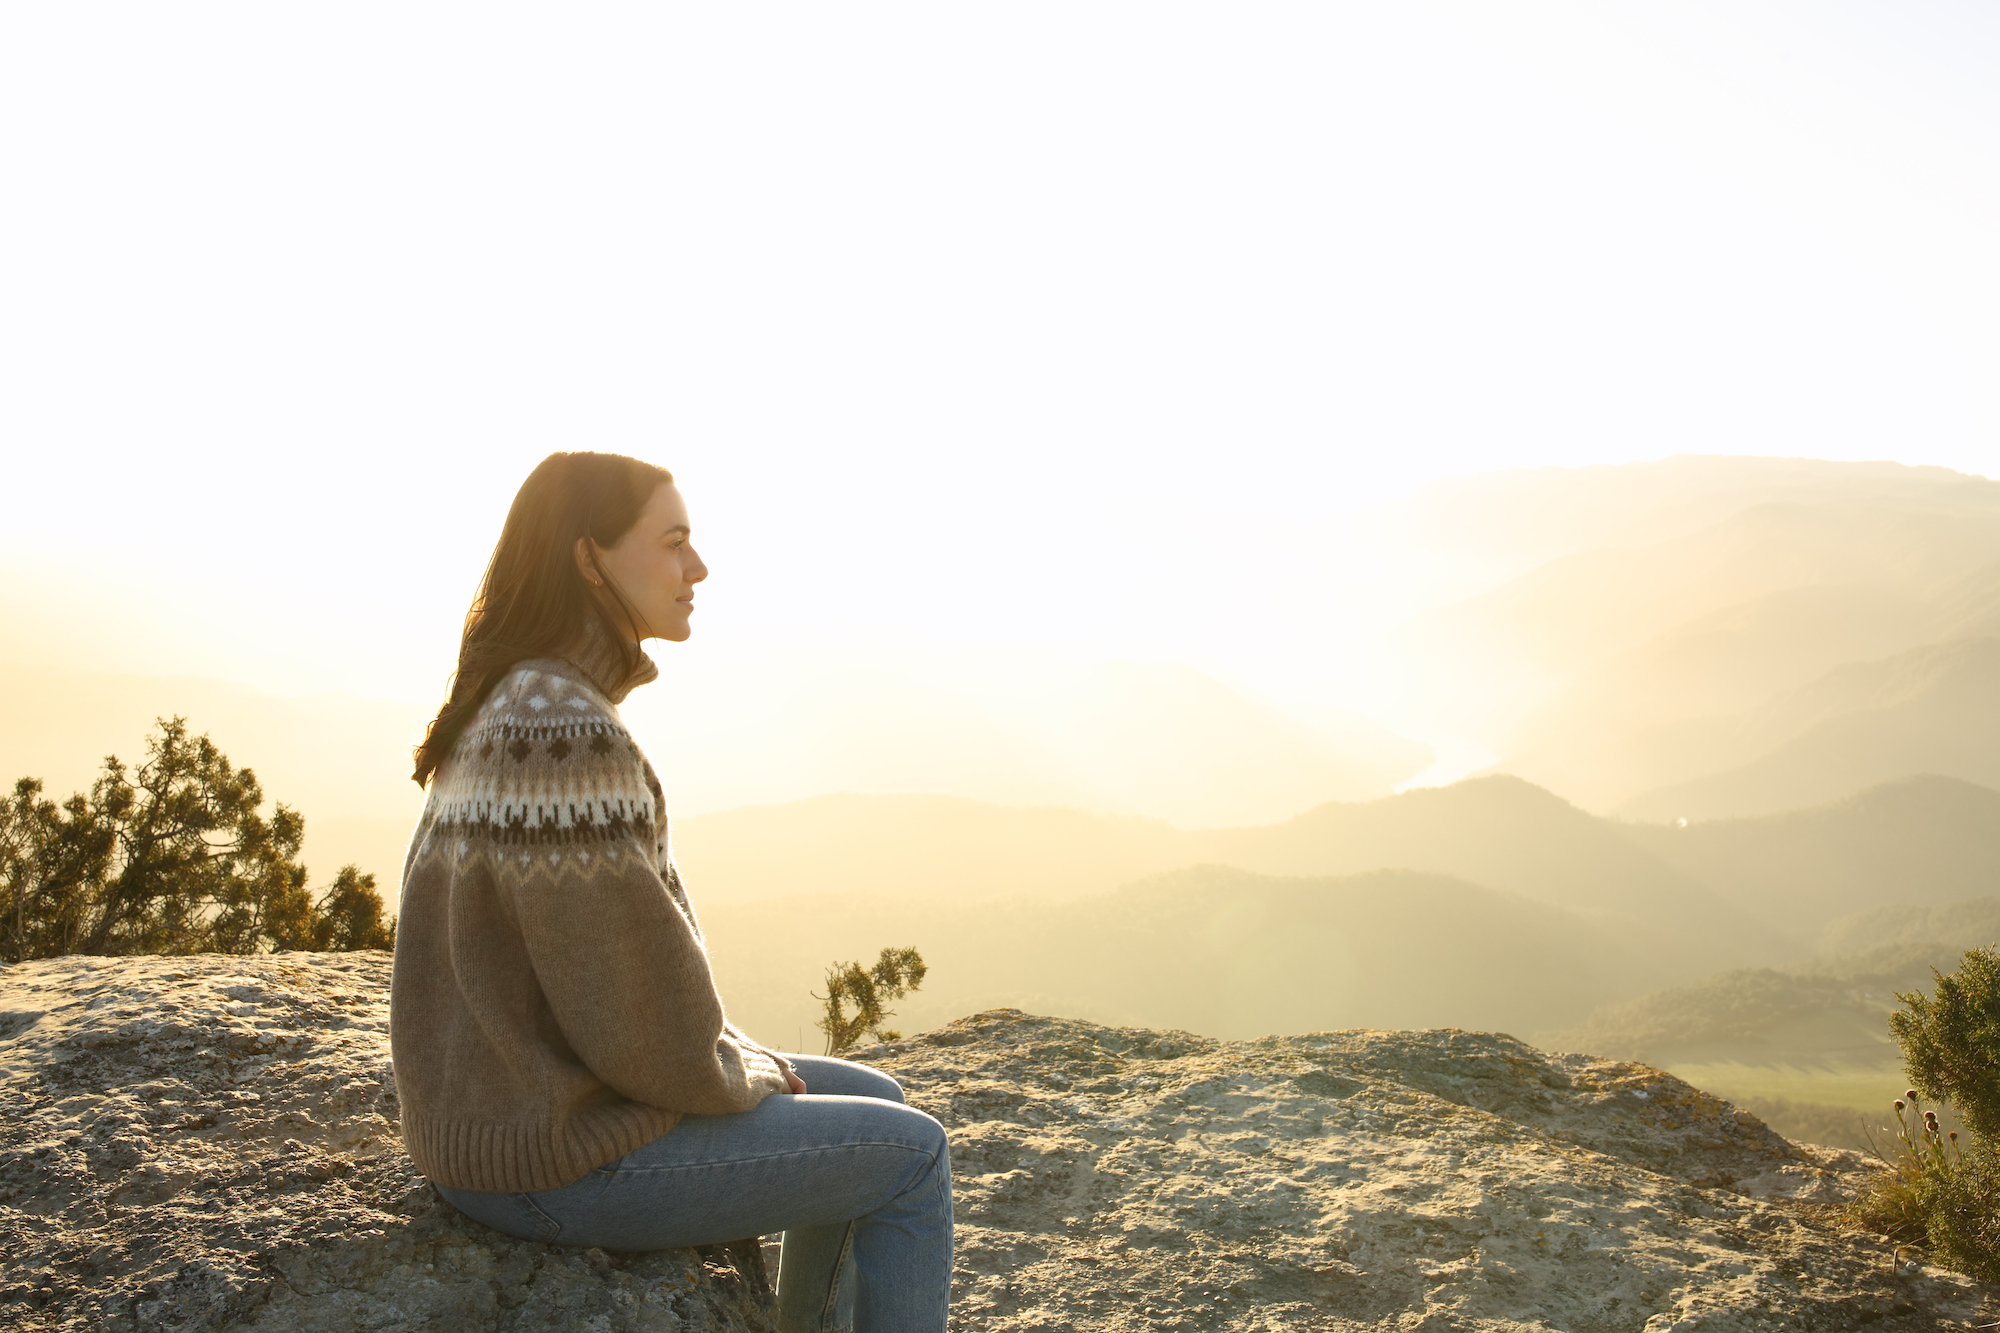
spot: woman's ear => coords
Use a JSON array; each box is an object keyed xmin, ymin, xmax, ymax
[{"xmin": 573, "ymin": 537, "xmax": 604, "ymax": 588}]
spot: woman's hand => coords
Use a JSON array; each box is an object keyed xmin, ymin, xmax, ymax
[{"xmin": 774, "ymin": 1056, "xmax": 807, "ymax": 1094}]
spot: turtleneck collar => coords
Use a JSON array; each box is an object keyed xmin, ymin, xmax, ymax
[{"xmin": 561, "ymin": 612, "xmax": 660, "ymax": 705}]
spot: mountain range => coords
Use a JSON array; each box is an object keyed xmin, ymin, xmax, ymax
[
  {"xmin": 687, "ymin": 771, "xmax": 2000, "ymax": 1056},
  {"xmin": 1395, "ymin": 461, "xmax": 2000, "ymax": 817}
]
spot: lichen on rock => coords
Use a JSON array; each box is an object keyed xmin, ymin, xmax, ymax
[{"xmin": 2, "ymin": 957, "xmax": 1996, "ymax": 1331}]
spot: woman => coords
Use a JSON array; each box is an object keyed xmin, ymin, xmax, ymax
[{"xmin": 390, "ymin": 451, "xmax": 952, "ymax": 1332}]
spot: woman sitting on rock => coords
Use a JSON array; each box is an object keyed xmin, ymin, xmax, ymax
[{"xmin": 391, "ymin": 451, "xmax": 953, "ymax": 1332}]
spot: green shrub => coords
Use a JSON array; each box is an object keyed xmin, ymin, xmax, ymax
[
  {"xmin": 814, "ymin": 946, "xmax": 927, "ymax": 1055},
  {"xmin": 1891, "ymin": 947, "xmax": 2000, "ymax": 1141},
  {"xmin": 1852, "ymin": 948, "xmax": 2000, "ymax": 1281},
  {"xmin": 0, "ymin": 717, "xmax": 393, "ymax": 961},
  {"xmin": 1915, "ymin": 1148, "xmax": 2000, "ymax": 1283}
]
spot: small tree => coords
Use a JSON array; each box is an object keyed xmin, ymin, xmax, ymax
[
  {"xmin": 1851, "ymin": 948, "xmax": 2000, "ymax": 1281},
  {"xmin": 814, "ymin": 946, "xmax": 927, "ymax": 1055},
  {"xmin": 1, "ymin": 717, "xmax": 394, "ymax": 961},
  {"xmin": 1893, "ymin": 948, "xmax": 2000, "ymax": 1143}
]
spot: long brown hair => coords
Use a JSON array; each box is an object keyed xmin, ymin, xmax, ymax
[{"xmin": 412, "ymin": 450, "xmax": 674, "ymax": 788}]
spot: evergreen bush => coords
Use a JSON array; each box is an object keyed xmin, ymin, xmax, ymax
[
  {"xmin": 0, "ymin": 717, "xmax": 393, "ymax": 961},
  {"xmin": 1852, "ymin": 947, "xmax": 2000, "ymax": 1281},
  {"xmin": 814, "ymin": 946, "xmax": 927, "ymax": 1054}
]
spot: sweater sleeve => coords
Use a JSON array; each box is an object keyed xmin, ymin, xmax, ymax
[{"xmin": 491, "ymin": 756, "xmax": 789, "ymax": 1117}]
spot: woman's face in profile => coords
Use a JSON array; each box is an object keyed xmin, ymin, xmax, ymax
[{"xmin": 595, "ymin": 481, "xmax": 707, "ymax": 642}]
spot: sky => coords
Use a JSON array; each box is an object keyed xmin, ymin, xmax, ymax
[{"xmin": 4, "ymin": 1, "xmax": 1998, "ymax": 729}]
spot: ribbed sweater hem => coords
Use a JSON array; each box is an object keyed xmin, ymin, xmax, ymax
[{"xmin": 402, "ymin": 1103, "xmax": 681, "ymax": 1193}]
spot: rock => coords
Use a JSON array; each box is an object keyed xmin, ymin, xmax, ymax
[
  {"xmin": 857, "ymin": 1010, "xmax": 2000, "ymax": 1331},
  {"xmin": 0, "ymin": 954, "xmax": 774, "ymax": 1333},
  {"xmin": 2, "ymin": 959, "xmax": 1995, "ymax": 1331}
]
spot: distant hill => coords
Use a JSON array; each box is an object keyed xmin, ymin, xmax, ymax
[
  {"xmin": 678, "ymin": 775, "xmax": 1773, "ymax": 961},
  {"xmin": 1618, "ymin": 638, "xmax": 2000, "ymax": 820},
  {"xmin": 700, "ymin": 866, "xmax": 1704, "ymax": 1051},
  {"xmin": 1619, "ymin": 775, "xmax": 2000, "ymax": 941},
  {"xmin": 1499, "ymin": 582, "xmax": 1929, "ymax": 807},
  {"xmin": 1816, "ymin": 897, "xmax": 2000, "ymax": 959},
  {"xmin": 1536, "ymin": 942, "xmax": 1969, "ymax": 1152},
  {"xmin": 1189, "ymin": 775, "xmax": 1762, "ymax": 948},
  {"xmin": 1387, "ymin": 461, "xmax": 2000, "ymax": 819},
  {"xmin": 1540, "ymin": 942, "xmax": 1959, "ymax": 1071}
]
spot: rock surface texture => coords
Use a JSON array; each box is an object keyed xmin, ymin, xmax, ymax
[
  {"xmin": 0, "ymin": 954, "xmax": 1993, "ymax": 1331},
  {"xmin": 0, "ymin": 954, "xmax": 774, "ymax": 1332},
  {"xmin": 868, "ymin": 1011, "xmax": 1999, "ymax": 1331}
]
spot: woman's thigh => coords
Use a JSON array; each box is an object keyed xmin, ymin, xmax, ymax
[
  {"xmin": 776, "ymin": 1052, "xmax": 904, "ymax": 1102},
  {"xmin": 451, "ymin": 1091, "xmax": 949, "ymax": 1252}
]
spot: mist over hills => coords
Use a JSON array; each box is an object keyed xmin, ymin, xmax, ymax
[
  {"xmin": 1818, "ymin": 896, "xmax": 2000, "ymax": 958},
  {"xmin": 626, "ymin": 658, "xmax": 1432, "ymax": 829},
  {"xmin": 1542, "ymin": 942, "xmax": 1960, "ymax": 1073},
  {"xmin": 1189, "ymin": 776, "xmax": 1756, "ymax": 944},
  {"xmin": 1396, "ymin": 461, "xmax": 2000, "ymax": 819},
  {"xmin": 1622, "ymin": 776, "xmax": 2000, "ymax": 942},
  {"xmin": 1618, "ymin": 637, "xmax": 2000, "ymax": 820},
  {"xmin": 701, "ymin": 865, "xmax": 1699, "ymax": 1052},
  {"xmin": 678, "ymin": 776, "xmax": 1774, "ymax": 956},
  {"xmin": 1537, "ymin": 895, "xmax": 2000, "ymax": 1149},
  {"xmin": 685, "ymin": 773, "xmax": 2000, "ymax": 1075}
]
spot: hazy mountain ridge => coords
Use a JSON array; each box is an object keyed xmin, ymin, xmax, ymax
[
  {"xmin": 1541, "ymin": 942, "xmax": 1963, "ymax": 1070},
  {"xmin": 703, "ymin": 864, "xmax": 1714, "ymax": 1054},
  {"xmin": 690, "ymin": 774, "xmax": 2000, "ymax": 1092},
  {"xmin": 1618, "ymin": 636, "xmax": 2000, "ymax": 820},
  {"xmin": 1394, "ymin": 463, "xmax": 2000, "ymax": 818},
  {"xmin": 1619, "ymin": 776, "xmax": 2000, "ymax": 942},
  {"xmin": 1818, "ymin": 897, "xmax": 2000, "ymax": 959},
  {"xmin": 1538, "ymin": 898, "xmax": 2000, "ymax": 1150},
  {"xmin": 682, "ymin": 775, "xmax": 1759, "ymax": 948},
  {"xmin": 1407, "ymin": 492, "xmax": 2000, "ymax": 742}
]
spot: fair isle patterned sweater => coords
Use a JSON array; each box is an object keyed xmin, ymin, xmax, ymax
[{"xmin": 390, "ymin": 642, "xmax": 789, "ymax": 1194}]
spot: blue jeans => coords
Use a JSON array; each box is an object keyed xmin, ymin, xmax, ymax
[{"xmin": 435, "ymin": 1054, "xmax": 952, "ymax": 1333}]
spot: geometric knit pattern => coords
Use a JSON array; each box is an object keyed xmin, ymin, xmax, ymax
[{"xmin": 412, "ymin": 657, "xmax": 702, "ymax": 934}]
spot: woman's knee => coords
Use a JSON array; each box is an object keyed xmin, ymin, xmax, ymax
[{"xmin": 787, "ymin": 1053, "xmax": 906, "ymax": 1103}]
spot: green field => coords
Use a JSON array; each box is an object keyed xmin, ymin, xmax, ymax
[
  {"xmin": 1667, "ymin": 1061, "xmax": 1906, "ymax": 1115},
  {"xmin": 1663, "ymin": 1060, "xmax": 1966, "ymax": 1153}
]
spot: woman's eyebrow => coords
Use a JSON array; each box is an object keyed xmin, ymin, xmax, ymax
[{"xmin": 662, "ymin": 524, "xmax": 691, "ymax": 538}]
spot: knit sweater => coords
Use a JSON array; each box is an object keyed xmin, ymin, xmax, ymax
[{"xmin": 390, "ymin": 634, "xmax": 789, "ymax": 1193}]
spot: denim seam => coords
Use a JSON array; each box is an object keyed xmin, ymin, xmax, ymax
[
  {"xmin": 515, "ymin": 1190, "xmax": 563, "ymax": 1242},
  {"xmin": 821, "ymin": 1219, "xmax": 857, "ymax": 1333}
]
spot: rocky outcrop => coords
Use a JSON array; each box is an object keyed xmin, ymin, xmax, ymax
[
  {"xmin": 875, "ymin": 1012, "xmax": 1996, "ymax": 1330},
  {"xmin": 3, "ymin": 953, "xmax": 1995, "ymax": 1331},
  {"xmin": 0, "ymin": 954, "xmax": 773, "ymax": 1332}
]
